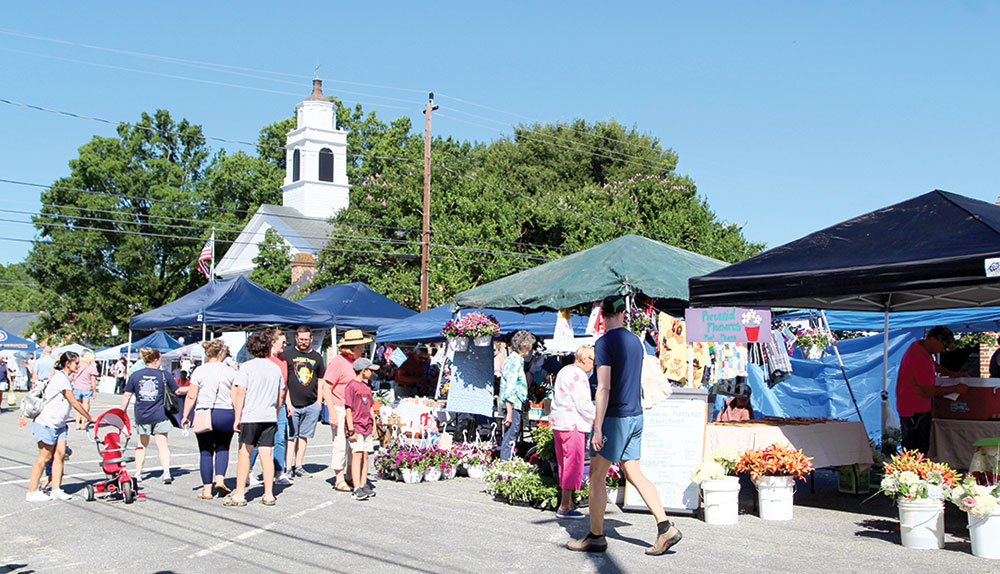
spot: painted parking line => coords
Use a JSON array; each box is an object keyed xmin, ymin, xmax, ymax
[{"xmin": 189, "ymin": 499, "xmax": 334, "ymax": 558}]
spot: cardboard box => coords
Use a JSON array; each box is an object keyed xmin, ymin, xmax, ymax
[{"xmin": 933, "ymin": 378, "xmax": 1000, "ymax": 421}]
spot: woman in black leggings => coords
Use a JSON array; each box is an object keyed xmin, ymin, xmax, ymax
[{"xmin": 181, "ymin": 340, "xmax": 238, "ymax": 499}]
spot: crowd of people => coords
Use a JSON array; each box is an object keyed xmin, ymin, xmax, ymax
[{"xmin": 16, "ymin": 295, "xmax": 688, "ymax": 556}]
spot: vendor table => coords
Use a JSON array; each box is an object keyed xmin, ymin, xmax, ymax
[
  {"xmin": 705, "ymin": 419, "xmax": 874, "ymax": 470},
  {"xmin": 929, "ymin": 419, "xmax": 1000, "ymax": 469}
]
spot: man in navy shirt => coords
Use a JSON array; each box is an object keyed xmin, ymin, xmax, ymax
[{"xmin": 568, "ymin": 296, "xmax": 682, "ymax": 556}]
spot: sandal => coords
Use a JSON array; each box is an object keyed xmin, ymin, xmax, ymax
[
  {"xmin": 214, "ymin": 483, "xmax": 231, "ymax": 495},
  {"xmin": 261, "ymin": 497, "xmax": 276, "ymax": 506},
  {"xmin": 334, "ymin": 481, "xmax": 352, "ymax": 492},
  {"xmin": 222, "ymin": 495, "xmax": 247, "ymax": 507},
  {"xmin": 197, "ymin": 493, "xmax": 214, "ymax": 500}
]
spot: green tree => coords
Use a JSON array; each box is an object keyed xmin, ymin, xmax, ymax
[
  {"xmin": 249, "ymin": 228, "xmax": 292, "ymax": 294},
  {"xmin": 0, "ymin": 263, "xmax": 49, "ymax": 312},
  {"xmin": 27, "ymin": 110, "xmax": 214, "ymax": 340}
]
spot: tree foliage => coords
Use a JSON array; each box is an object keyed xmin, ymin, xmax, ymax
[
  {"xmin": 249, "ymin": 228, "xmax": 292, "ymax": 295},
  {"xmin": 310, "ymin": 115, "xmax": 763, "ymax": 309},
  {"xmin": 0, "ymin": 263, "xmax": 48, "ymax": 312}
]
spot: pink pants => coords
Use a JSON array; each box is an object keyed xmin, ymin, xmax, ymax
[{"xmin": 553, "ymin": 429, "xmax": 586, "ymax": 490}]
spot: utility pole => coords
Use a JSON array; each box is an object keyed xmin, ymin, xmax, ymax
[{"xmin": 420, "ymin": 92, "xmax": 438, "ymax": 312}]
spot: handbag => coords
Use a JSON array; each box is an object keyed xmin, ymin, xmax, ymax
[
  {"xmin": 192, "ymin": 367, "xmax": 223, "ymax": 434},
  {"xmin": 162, "ymin": 370, "xmax": 181, "ymax": 428}
]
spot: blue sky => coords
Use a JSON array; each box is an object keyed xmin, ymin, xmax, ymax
[{"xmin": 2, "ymin": 1, "xmax": 999, "ymax": 265}]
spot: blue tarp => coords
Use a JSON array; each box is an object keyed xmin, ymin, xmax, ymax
[
  {"xmin": 296, "ymin": 282, "xmax": 416, "ymax": 331},
  {"xmin": 717, "ymin": 328, "xmax": 921, "ymax": 442},
  {"xmin": 130, "ymin": 276, "xmax": 333, "ymax": 330},
  {"xmin": 780, "ymin": 307, "xmax": 1000, "ymax": 332},
  {"xmin": 127, "ymin": 331, "xmax": 184, "ymax": 354},
  {"xmin": 0, "ymin": 328, "xmax": 36, "ymax": 352},
  {"xmin": 376, "ymin": 304, "xmax": 590, "ymax": 343}
]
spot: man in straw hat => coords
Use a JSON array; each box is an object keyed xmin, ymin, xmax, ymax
[{"xmin": 322, "ymin": 329, "xmax": 372, "ymax": 492}]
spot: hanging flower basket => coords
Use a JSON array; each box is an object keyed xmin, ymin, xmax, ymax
[
  {"xmin": 441, "ymin": 312, "xmax": 500, "ymax": 352},
  {"xmin": 448, "ymin": 337, "xmax": 470, "ymax": 352},
  {"xmin": 473, "ymin": 335, "xmax": 493, "ymax": 347}
]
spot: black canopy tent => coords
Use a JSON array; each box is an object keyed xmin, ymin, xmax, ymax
[{"xmin": 689, "ymin": 190, "xmax": 1000, "ymax": 436}]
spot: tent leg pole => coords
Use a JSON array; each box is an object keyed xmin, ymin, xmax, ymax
[
  {"xmin": 881, "ymin": 309, "xmax": 890, "ymax": 451},
  {"xmin": 820, "ymin": 311, "xmax": 865, "ymax": 428}
]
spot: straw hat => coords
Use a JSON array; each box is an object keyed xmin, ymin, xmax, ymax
[{"xmin": 339, "ymin": 329, "xmax": 373, "ymax": 346}]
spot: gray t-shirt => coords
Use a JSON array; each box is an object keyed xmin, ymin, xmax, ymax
[
  {"xmin": 234, "ymin": 358, "xmax": 281, "ymax": 423},
  {"xmin": 190, "ymin": 362, "xmax": 237, "ymax": 410},
  {"xmin": 34, "ymin": 355, "xmax": 55, "ymax": 382}
]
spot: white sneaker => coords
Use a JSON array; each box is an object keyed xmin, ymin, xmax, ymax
[
  {"xmin": 25, "ymin": 490, "xmax": 51, "ymax": 502},
  {"xmin": 246, "ymin": 473, "xmax": 261, "ymax": 486},
  {"xmin": 162, "ymin": 474, "xmax": 173, "ymax": 485},
  {"xmin": 275, "ymin": 473, "xmax": 293, "ymax": 486},
  {"xmin": 50, "ymin": 488, "xmax": 73, "ymax": 501}
]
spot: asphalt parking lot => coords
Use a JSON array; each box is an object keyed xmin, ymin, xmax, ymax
[{"xmin": 0, "ymin": 392, "xmax": 996, "ymax": 574}]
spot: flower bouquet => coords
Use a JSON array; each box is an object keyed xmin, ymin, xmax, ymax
[
  {"xmin": 692, "ymin": 446, "xmax": 740, "ymax": 484},
  {"xmin": 737, "ymin": 443, "xmax": 814, "ymax": 521},
  {"xmin": 875, "ymin": 449, "xmax": 958, "ymax": 550}
]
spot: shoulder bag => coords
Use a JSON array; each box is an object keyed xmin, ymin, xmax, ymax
[{"xmin": 192, "ymin": 366, "xmax": 224, "ymax": 434}]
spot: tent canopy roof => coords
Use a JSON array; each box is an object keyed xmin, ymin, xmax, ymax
[
  {"xmin": 375, "ymin": 304, "xmax": 589, "ymax": 344},
  {"xmin": 689, "ymin": 190, "xmax": 1000, "ymax": 312},
  {"xmin": 0, "ymin": 328, "xmax": 36, "ymax": 352},
  {"xmin": 295, "ymin": 282, "xmax": 415, "ymax": 331},
  {"xmin": 455, "ymin": 234, "xmax": 727, "ymax": 311},
  {"xmin": 130, "ymin": 276, "xmax": 333, "ymax": 330}
]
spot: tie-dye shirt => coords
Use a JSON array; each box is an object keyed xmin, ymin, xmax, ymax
[
  {"xmin": 550, "ymin": 364, "xmax": 596, "ymax": 432},
  {"xmin": 499, "ymin": 353, "xmax": 527, "ymax": 406}
]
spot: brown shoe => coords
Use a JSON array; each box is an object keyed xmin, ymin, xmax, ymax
[
  {"xmin": 645, "ymin": 522, "xmax": 683, "ymax": 556},
  {"xmin": 567, "ymin": 532, "xmax": 607, "ymax": 553}
]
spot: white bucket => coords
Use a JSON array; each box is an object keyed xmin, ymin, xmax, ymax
[
  {"xmin": 702, "ymin": 476, "xmax": 740, "ymax": 525},
  {"xmin": 400, "ymin": 468, "xmax": 423, "ymax": 484},
  {"xmin": 466, "ymin": 465, "xmax": 486, "ymax": 480},
  {"xmin": 969, "ymin": 509, "xmax": 1000, "ymax": 559},
  {"xmin": 473, "ymin": 335, "xmax": 493, "ymax": 347},
  {"xmin": 755, "ymin": 475, "xmax": 795, "ymax": 521},
  {"xmin": 424, "ymin": 468, "xmax": 441, "ymax": 482},
  {"xmin": 897, "ymin": 499, "xmax": 944, "ymax": 550}
]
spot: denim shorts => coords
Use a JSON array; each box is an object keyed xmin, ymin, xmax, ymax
[
  {"xmin": 73, "ymin": 389, "xmax": 94, "ymax": 401},
  {"xmin": 287, "ymin": 403, "xmax": 322, "ymax": 440},
  {"xmin": 33, "ymin": 422, "xmax": 68, "ymax": 446},
  {"xmin": 136, "ymin": 420, "xmax": 173, "ymax": 436},
  {"xmin": 593, "ymin": 414, "xmax": 643, "ymax": 463}
]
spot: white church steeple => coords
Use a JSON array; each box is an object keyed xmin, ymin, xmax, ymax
[{"xmin": 282, "ymin": 79, "xmax": 350, "ymax": 218}]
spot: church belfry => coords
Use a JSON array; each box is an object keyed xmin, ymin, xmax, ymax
[{"xmin": 282, "ymin": 79, "xmax": 350, "ymax": 218}]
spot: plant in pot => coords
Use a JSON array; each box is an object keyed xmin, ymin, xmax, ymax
[
  {"xmin": 792, "ymin": 327, "xmax": 836, "ymax": 360},
  {"xmin": 622, "ymin": 307, "xmax": 655, "ymax": 336},
  {"xmin": 529, "ymin": 423, "xmax": 558, "ymax": 478},
  {"xmin": 460, "ymin": 440, "xmax": 496, "ymax": 479},
  {"xmin": 484, "ymin": 458, "xmax": 534, "ymax": 503},
  {"xmin": 691, "ymin": 446, "xmax": 741, "ymax": 525},
  {"xmin": 373, "ymin": 440, "xmax": 402, "ymax": 481},
  {"xmin": 395, "ymin": 444, "xmax": 427, "ymax": 484},
  {"xmin": 873, "ymin": 449, "xmax": 958, "ymax": 550},
  {"xmin": 606, "ymin": 463, "xmax": 626, "ymax": 505},
  {"xmin": 459, "ymin": 312, "xmax": 500, "ymax": 347},
  {"xmin": 423, "ymin": 448, "xmax": 445, "ymax": 482},
  {"xmin": 949, "ymin": 440, "xmax": 1000, "ymax": 558},
  {"xmin": 441, "ymin": 319, "xmax": 471, "ymax": 352},
  {"xmin": 736, "ymin": 443, "xmax": 814, "ymax": 521}
]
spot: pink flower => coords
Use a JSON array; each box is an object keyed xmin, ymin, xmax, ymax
[{"xmin": 962, "ymin": 496, "xmax": 977, "ymax": 510}]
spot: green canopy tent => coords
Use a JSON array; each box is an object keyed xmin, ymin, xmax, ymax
[{"xmin": 454, "ymin": 234, "xmax": 727, "ymax": 311}]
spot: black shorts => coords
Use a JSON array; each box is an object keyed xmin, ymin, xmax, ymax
[{"xmin": 239, "ymin": 422, "xmax": 277, "ymax": 447}]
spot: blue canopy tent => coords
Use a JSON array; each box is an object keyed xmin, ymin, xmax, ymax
[
  {"xmin": 779, "ymin": 307, "xmax": 1000, "ymax": 332},
  {"xmin": 130, "ymin": 276, "xmax": 333, "ymax": 331},
  {"xmin": 376, "ymin": 304, "xmax": 589, "ymax": 344},
  {"xmin": 127, "ymin": 331, "xmax": 184, "ymax": 353},
  {"xmin": 296, "ymin": 282, "xmax": 416, "ymax": 331},
  {"xmin": 0, "ymin": 328, "xmax": 36, "ymax": 352}
]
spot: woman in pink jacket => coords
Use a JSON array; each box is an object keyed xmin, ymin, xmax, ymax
[{"xmin": 549, "ymin": 345, "xmax": 596, "ymax": 519}]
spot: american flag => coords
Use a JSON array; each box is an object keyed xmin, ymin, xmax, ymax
[{"xmin": 197, "ymin": 237, "xmax": 213, "ymax": 280}]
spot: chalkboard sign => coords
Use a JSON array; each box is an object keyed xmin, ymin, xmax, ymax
[
  {"xmin": 623, "ymin": 388, "xmax": 708, "ymax": 514},
  {"xmin": 444, "ymin": 344, "xmax": 495, "ymax": 417}
]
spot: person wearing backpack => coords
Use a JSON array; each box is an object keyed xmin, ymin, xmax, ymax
[
  {"xmin": 25, "ymin": 351, "xmax": 93, "ymax": 502},
  {"xmin": 121, "ymin": 348, "xmax": 184, "ymax": 484}
]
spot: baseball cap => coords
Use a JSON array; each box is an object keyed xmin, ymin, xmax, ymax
[
  {"xmin": 601, "ymin": 295, "xmax": 626, "ymax": 314},
  {"xmin": 353, "ymin": 357, "xmax": 379, "ymax": 372}
]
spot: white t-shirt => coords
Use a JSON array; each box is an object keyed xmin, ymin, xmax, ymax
[
  {"xmin": 191, "ymin": 362, "xmax": 237, "ymax": 410},
  {"xmin": 34, "ymin": 370, "xmax": 72, "ymax": 429},
  {"xmin": 233, "ymin": 358, "xmax": 281, "ymax": 423}
]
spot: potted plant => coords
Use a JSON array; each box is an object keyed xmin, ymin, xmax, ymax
[
  {"xmin": 423, "ymin": 448, "xmax": 444, "ymax": 482},
  {"xmin": 484, "ymin": 458, "xmax": 534, "ymax": 504},
  {"xmin": 460, "ymin": 312, "xmax": 501, "ymax": 347},
  {"xmin": 396, "ymin": 444, "xmax": 427, "ymax": 484},
  {"xmin": 440, "ymin": 446, "xmax": 461, "ymax": 480},
  {"xmin": 792, "ymin": 327, "xmax": 836, "ymax": 359},
  {"xmin": 458, "ymin": 440, "xmax": 495, "ymax": 479},
  {"xmin": 737, "ymin": 443, "xmax": 814, "ymax": 521},
  {"xmin": 949, "ymin": 440, "xmax": 1000, "ymax": 558},
  {"xmin": 373, "ymin": 441, "xmax": 402, "ymax": 481},
  {"xmin": 691, "ymin": 446, "xmax": 741, "ymax": 525},
  {"xmin": 606, "ymin": 463, "xmax": 626, "ymax": 505},
  {"xmin": 529, "ymin": 423, "xmax": 558, "ymax": 478},
  {"xmin": 622, "ymin": 307, "xmax": 655, "ymax": 335},
  {"xmin": 874, "ymin": 449, "xmax": 958, "ymax": 550},
  {"xmin": 441, "ymin": 318, "xmax": 471, "ymax": 352}
]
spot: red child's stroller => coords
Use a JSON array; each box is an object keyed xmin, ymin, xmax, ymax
[{"xmin": 84, "ymin": 408, "xmax": 140, "ymax": 504}]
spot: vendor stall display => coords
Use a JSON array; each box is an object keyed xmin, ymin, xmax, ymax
[
  {"xmin": 874, "ymin": 450, "xmax": 959, "ymax": 550},
  {"xmin": 950, "ymin": 438, "xmax": 1000, "ymax": 559},
  {"xmin": 736, "ymin": 443, "xmax": 814, "ymax": 521}
]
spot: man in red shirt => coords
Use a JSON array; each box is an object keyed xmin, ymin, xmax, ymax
[
  {"xmin": 895, "ymin": 326, "xmax": 968, "ymax": 454},
  {"xmin": 322, "ymin": 329, "xmax": 372, "ymax": 491},
  {"xmin": 394, "ymin": 344, "xmax": 430, "ymax": 398},
  {"xmin": 345, "ymin": 358, "xmax": 378, "ymax": 500}
]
